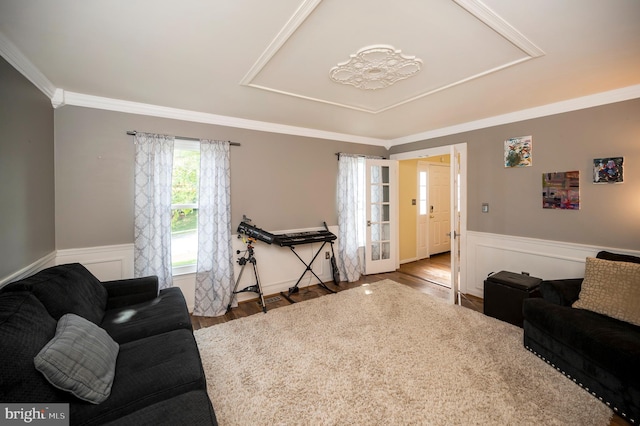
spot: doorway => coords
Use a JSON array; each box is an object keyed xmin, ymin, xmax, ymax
[
  {"xmin": 391, "ymin": 144, "xmax": 467, "ymax": 304},
  {"xmin": 406, "ymin": 157, "xmax": 451, "ymax": 288}
]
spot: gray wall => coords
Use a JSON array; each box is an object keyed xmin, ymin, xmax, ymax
[
  {"xmin": 54, "ymin": 106, "xmax": 387, "ymax": 249},
  {"xmin": 389, "ymin": 99, "xmax": 640, "ymax": 251},
  {"xmin": 0, "ymin": 57, "xmax": 55, "ymax": 278}
]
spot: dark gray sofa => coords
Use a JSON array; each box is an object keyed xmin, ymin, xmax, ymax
[
  {"xmin": 523, "ymin": 251, "xmax": 640, "ymax": 424},
  {"xmin": 0, "ymin": 263, "xmax": 217, "ymax": 426}
]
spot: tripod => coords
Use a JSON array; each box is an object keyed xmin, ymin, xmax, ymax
[{"xmin": 227, "ymin": 236, "xmax": 267, "ymax": 313}]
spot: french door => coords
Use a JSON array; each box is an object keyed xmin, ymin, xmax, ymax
[
  {"xmin": 449, "ymin": 144, "xmax": 465, "ymax": 304},
  {"xmin": 364, "ymin": 159, "xmax": 398, "ymax": 274},
  {"xmin": 390, "ymin": 142, "xmax": 467, "ymax": 305}
]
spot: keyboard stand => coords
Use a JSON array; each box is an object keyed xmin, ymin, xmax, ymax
[{"xmin": 280, "ymin": 241, "xmax": 336, "ymax": 304}]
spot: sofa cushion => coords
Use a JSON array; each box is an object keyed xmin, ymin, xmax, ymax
[
  {"xmin": 102, "ymin": 390, "xmax": 217, "ymax": 426},
  {"xmin": 101, "ymin": 287, "xmax": 192, "ymax": 344},
  {"xmin": 34, "ymin": 314, "xmax": 119, "ymax": 404},
  {"xmin": 573, "ymin": 257, "xmax": 640, "ymax": 326},
  {"xmin": 69, "ymin": 329, "xmax": 207, "ymax": 425},
  {"xmin": 597, "ymin": 250, "xmax": 640, "ymax": 264},
  {"xmin": 3, "ymin": 263, "xmax": 108, "ymax": 324},
  {"xmin": 539, "ymin": 278, "xmax": 584, "ymax": 306},
  {"xmin": 0, "ymin": 291, "xmax": 69, "ymax": 403},
  {"xmin": 103, "ymin": 276, "xmax": 159, "ymax": 310}
]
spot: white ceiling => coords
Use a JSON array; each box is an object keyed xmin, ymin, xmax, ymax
[{"xmin": 1, "ymin": 0, "xmax": 639, "ymax": 147}]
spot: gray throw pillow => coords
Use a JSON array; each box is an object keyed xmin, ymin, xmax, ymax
[{"xmin": 34, "ymin": 313, "xmax": 119, "ymax": 404}]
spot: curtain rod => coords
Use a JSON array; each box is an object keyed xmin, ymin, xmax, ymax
[
  {"xmin": 335, "ymin": 153, "xmax": 386, "ymax": 159},
  {"xmin": 126, "ymin": 130, "xmax": 240, "ymax": 146}
]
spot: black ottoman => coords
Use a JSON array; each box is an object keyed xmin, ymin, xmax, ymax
[{"xmin": 484, "ymin": 271, "xmax": 542, "ymax": 327}]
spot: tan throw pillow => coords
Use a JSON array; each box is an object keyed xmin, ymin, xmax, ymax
[{"xmin": 572, "ymin": 257, "xmax": 640, "ymax": 326}]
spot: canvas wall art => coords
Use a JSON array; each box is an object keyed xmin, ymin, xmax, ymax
[
  {"xmin": 542, "ymin": 171, "xmax": 580, "ymax": 210},
  {"xmin": 504, "ymin": 135, "xmax": 532, "ymax": 167},
  {"xmin": 593, "ymin": 157, "xmax": 623, "ymax": 183}
]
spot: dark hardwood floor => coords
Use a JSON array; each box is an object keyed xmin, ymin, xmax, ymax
[
  {"xmin": 190, "ymin": 255, "xmax": 629, "ymax": 426},
  {"xmin": 190, "ymin": 251, "xmax": 477, "ymax": 329}
]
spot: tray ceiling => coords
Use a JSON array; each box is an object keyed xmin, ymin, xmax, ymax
[{"xmin": 242, "ymin": 0, "xmax": 543, "ymax": 113}]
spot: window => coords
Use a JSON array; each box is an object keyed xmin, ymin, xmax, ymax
[
  {"xmin": 419, "ymin": 171, "xmax": 427, "ymax": 215},
  {"xmin": 171, "ymin": 140, "xmax": 200, "ymax": 272}
]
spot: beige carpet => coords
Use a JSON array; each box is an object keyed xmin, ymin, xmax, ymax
[{"xmin": 194, "ymin": 280, "xmax": 612, "ymax": 425}]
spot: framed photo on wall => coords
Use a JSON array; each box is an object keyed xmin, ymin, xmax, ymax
[
  {"xmin": 504, "ymin": 135, "xmax": 532, "ymax": 168},
  {"xmin": 542, "ymin": 171, "xmax": 580, "ymax": 210},
  {"xmin": 593, "ymin": 157, "xmax": 623, "ymax": 183}
]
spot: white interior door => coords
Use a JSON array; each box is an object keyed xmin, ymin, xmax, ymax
[
  {"xmin": 449, "ymin": 144, "xmax": 466, "ymax": 305},
  {"xmin": 416, "ymin": 162, "xmax": 429, "ymax": 259},
  {"xmin": 365, "ymin": 159, "xmax": 398, "ymax": 275},
  {"xmin": 428, "ymin": 163, "xmax": 451, "ymax": 256}
]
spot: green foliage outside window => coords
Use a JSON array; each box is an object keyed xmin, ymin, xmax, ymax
[{"xmin": 171, "ymin": 149, "xmax": 199, "ymax": 233}]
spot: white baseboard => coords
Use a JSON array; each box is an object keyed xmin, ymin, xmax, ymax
[{"xmin": 465, "ymin": 231, "xmax": 640, "ymax": 299}]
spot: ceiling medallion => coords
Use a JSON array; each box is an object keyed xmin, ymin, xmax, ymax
[{"xmin": 329, "ymin": 45, "xmax": 422, "ymax": 90}]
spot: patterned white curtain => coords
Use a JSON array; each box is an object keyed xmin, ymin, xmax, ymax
[
  {"xmin": 193, "ymin": 140, "xmax": 235, "ymax": 317},
  {"xmin": 336, "ymin": 154, "xmax": 366, "ymax": 282},
  {"xmin": 133, "ymin": 133, "xmax": 175, "ymax": 289}
]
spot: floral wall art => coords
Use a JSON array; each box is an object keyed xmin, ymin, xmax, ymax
[
  {"xmin": 593, "ymin": 157, "xmax": 623, "ymax": 183},
  {"xmin": 504, "ymin": 135, "xmax": 532, "ymax": 167},
  {"xmin": 542, "ymin": 171, "xmax": 580, "ymax": 210}
]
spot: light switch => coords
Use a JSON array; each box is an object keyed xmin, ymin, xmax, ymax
[{"xmin": 482, "ymin": 203, "xmax": 489, "ymax": 213}]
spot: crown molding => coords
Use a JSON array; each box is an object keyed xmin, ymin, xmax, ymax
[
  {"xmin": 61, "ymin": 91, "xmax": 388, "ymax": 147},
  {"xmin": 37, "ymin": 85, "xmax": 640, "ymax": 149},
  {"xmin": 389, "ymin": 84, "xmax": 640, "ymax": 146},
  {"xmin": 2, "ymin": 26, "xmax": 638, "ymax": 149},
  {"xmin": 51, "ymin": 88, "xmax": 66, "ymax": 108},
  {"xmin": 0, "ymin": 31, "xmax": 57, "ymax": 100}
]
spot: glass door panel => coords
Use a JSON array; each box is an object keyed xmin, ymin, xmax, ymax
[{"xmin": 365, "ymin": 159, "xmax": 397, "ymax": 274}]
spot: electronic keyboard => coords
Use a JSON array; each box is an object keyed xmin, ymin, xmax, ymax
[{"xmin": 273, "ymin": 230, "xmax": 337, "ymax": 247}]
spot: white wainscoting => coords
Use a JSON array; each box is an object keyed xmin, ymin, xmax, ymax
[
  {"xmin": 51, "ymin": 227, "xmax": 338, "ymax": 312},
  {"xmin": 10, "ymin": 230, "xmax": 636, "ymax": 311},
  {"xmin": 465, "ymin": 231, "xmax": 640, "ymax": 299},
  {"xmin": 56, "ymin": 244, "xmax": 135, "ymax": 282}
]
